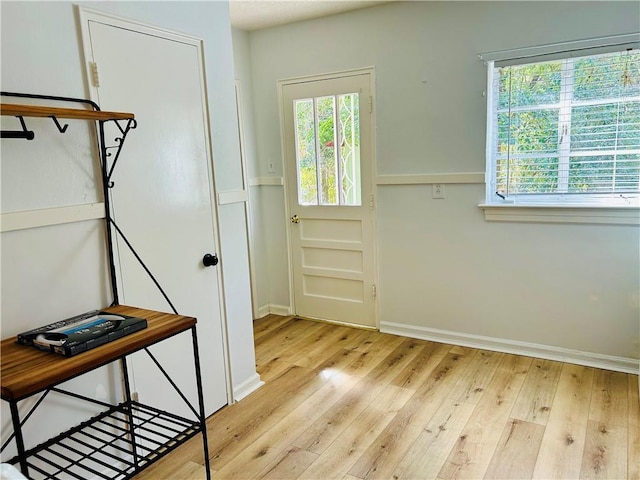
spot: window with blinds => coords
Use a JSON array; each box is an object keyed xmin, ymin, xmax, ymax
[{"xmin": 487, "ymin": 48, "xmax": 640, "ymax": 204}]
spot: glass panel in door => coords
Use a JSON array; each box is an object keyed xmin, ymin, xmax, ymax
[{"xmin": 294, "ymin": 93, "xmax": 361, "ymax": 206}]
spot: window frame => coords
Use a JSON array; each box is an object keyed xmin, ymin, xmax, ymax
[{"xmin": 479, "ymin": 34, "xmax": 640, "ymax": 224}]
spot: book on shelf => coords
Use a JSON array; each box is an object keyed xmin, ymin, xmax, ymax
[{"xmin": 17, "ymin": 309, "xmax": 147, "ymax": 357}]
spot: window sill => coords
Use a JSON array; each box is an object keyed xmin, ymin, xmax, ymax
[{"xmin": 478, "ymin": 204, "xmax": 640, "ymax": 225}]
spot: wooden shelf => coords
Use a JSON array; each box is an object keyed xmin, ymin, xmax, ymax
[
  {"xmin": 1, "ymin": 305, "xmax": 211, "ymax": 480},
  {"xmin": 1, "ymin": 103, "xmax": 134, "ymax": 121},
  {"xmin": 1, "ymin": 306, "xmax": 195, "ymax": 401}
]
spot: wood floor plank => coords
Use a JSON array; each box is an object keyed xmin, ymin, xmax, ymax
[
  {"xmin": 279, "ymin": 323, "xmax": 346, "ymax": 365},
  {"xmin": 212, "ymin": 373, "xmax": 360, "ymax": 479},
  {"xmin": 256, "ymin": 355, "xmax": 295, "ymax": 383},
  {"xmin": 255, "ymin": 446, "xmax": 318, "ymax": 480},
  {"xmin": 483, "ymin": 418, "xmax": 545, "ymax": 479},
  {"xmin": 253, "ymin": 315, "xmax": 294, "ymax": 342},
  {"xmin": 292, "ymin": 345, "xmax": 420, "ymax": 456},
  {"xmin": 447, "ymin": 349, "xmax": 504, "ymax": 405},
  {"xmin": 356, "ymin": 337, "xmax": 435, "ymax": 385},
  {"xmin": 627, "ymin": 374, "xmax": 639, "ymax": 480},
  {"xmin": 298, "ymin": 404, "xmax": 398, "ymax": 479},
  {"xmin": 580, "ymin": 420, "xmax": 628, "ymax": 479},
  {"xmin": 341, "ymin": 333, "xmax": 406, "ymax": 378},
  {"xmin": 589, "ymin": 369, "xmax": 629, "ymax": 427},
  {"xmin": 315, "ymin": 348, "xmax": 370, "ymax": 376},
  {"xmin": 391, "ymin": 398, "xmax": 476, "ymax": 480},
  {"xmin": 293, "ymin": 326, "xmax": 370, "ymax": 369},
  {"xmin": 293, "ymin": 381, "xmax": 412, "ymax": 456},
  {"xmin": 257, "ymin": 322, "xmax": 344, "ymax": 381},
  {"xmin": 349, "ymin": 351, "xmax": 476, "ymax": 479},
  {"xmin": 254, "ymin": 318, "xmax": 326, "ymax": 365},
  {"xmin": 352, "ymin": 330, "xmax": 403, "ymax": 352},
  {"xmin": 339, "ymin": 328, "xmax": 384, "ymax": 352},
  {"xmin": 449, "ymin": 345, "xmax": 475, "ymax": 355},
  {"xmin": 510, "ymin": 358, "xmax": 563, "ymax": 426},
  {"xmin": 437, "ymin": 354, "xmax": 532, "ymax": 480},
  {"xmin": 373, "ymin": 383, "xmax": 416, "ymax": 414},
  {"xmin": 254, "ymin": 316, "xmax": 305, "ymax": 350},
  {"xmin": 205, "ymin": 365, "xmax": 327, "ymax": 469},
  {"xmin": 130, "ymin": 315, "xmax": 636, "ymax": 480},
  {"xmin": 134, "ymin": 459, "xmax": 214, "ymax": 480},
  {"xmin": 532, "ymin": 363, "xmax": 595, "ymax": 480},
  {"xmin": 390, "ymin": 341, "xmax": 452, "ymax": 390}
]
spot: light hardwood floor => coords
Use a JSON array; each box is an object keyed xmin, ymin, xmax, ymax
[{"xmin": 136, "ymin": 315, "xmax": 639, "ymax": 480}]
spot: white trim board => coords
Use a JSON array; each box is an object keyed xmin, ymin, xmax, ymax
[
  {"xmin": 253, "ymin": 303, "xmax": 292, "ymax": 319},
  {"xmin": 0, "ymin": 203, "xmax": 106, "ymax": 232},
  {"xmin": 268, "ymin": 304, "xmax": 292, "ymax": 316},
  {"xmin": 232, "ymin": 373, "xmax": 264, "ymax": 402},
  {"xmin": 255, "ymin": 305, "xmax": 271, "ymax": 319},
  {"xmin": 380, "ymin": 321, "xmax": 638, "ymax": 374},
  {"xmin": 479, "ymin": 204, "xmax": 640, "ymax": 226},
  {"xmin": 478, "ymin": 33, "xmax": 640, "ymax": 66},
  {"xmin": 376, "ymin": 173, "xmax": 485, "ymax": 185},
  {"xmin": 217, "ymin": 189, "xmax": 248, "ymax": 205},
  {"xmin": 248, "ymin": 177, "xmax": 284, "ymax": 187}
]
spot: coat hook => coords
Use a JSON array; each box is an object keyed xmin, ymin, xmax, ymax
[{"xmin": 49, "ymin": 116, "xmax": 69, "ymax": 133}]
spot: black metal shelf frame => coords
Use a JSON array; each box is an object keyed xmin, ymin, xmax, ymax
[
  {"xmin": 0, "ymin": 91, "xmax": 138, "ymax": 306},
  {"xmin": 14, "ymin": 401, "xmax": 201, "ymax": 480},
  {"xmin": 0, "ymin": 92, "xmax": 212, "ymax": 480}
]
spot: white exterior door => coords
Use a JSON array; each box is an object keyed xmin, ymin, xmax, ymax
[
  {"xmin": 80, "ymin": 10, "xmax": 229, "ymax": 417},
  {"xmin": 281, "ymin": 71, "xmax": 376, "ymax": 328}
]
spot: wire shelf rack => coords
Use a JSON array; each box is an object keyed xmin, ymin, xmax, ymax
[{"xmin": 11, "ymin": 401, "xmax": 202, "ymax": 480}]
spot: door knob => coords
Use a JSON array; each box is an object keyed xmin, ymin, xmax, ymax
[
  {"xmin": 291, "ymin": 214, "xmax": 300, "ymax": 224},
  {"xmin": 203, "ymin": 253, "xmax": 219, "ymax": 267}
]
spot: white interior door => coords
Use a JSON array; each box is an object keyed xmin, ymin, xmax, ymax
[
  {"xmin": 81, "ymin": 10, "xmax": 229, "ymax": 417},
  {"xmin": 281, "ymin": 71, "xmax": 376, "ymax": 328}
]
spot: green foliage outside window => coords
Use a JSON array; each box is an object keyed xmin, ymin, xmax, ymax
[
  {"xmin": 294, "ymin": 94, "xmax": 360, "ymax": 205},
  {"xmin": 495, "ymin": 50, "xmax": 640, "ymax": 197}
]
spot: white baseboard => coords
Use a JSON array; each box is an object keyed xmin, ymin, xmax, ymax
[
  {"xmin": 380, "ymin": 321, "xmax": 639, "ymax": 375},
  {"xmin": 232, "ymin": 373, "xmax": 264, "ymax": 402},
  {"xmin": 268, "ymin": 304, "xmax": 291, "ymax": 316},
  {"xmin": 254, "ymin": 304, "xmax": 291, "ymax": 319},
  {"xmin": 256, "ymin": 305, "xmax": 271, "ymax": 319}
]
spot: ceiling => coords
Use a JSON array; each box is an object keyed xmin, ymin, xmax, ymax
[{"xmin": 229, "ymin": 0, "xmax": 394, "ymax": 31}]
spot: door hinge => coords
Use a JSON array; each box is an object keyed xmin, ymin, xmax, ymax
[
  {"xmin": 369, "ymin": 193, "xmax": 374, "ymax": 210},
  {"xmin": 90, "ymin": 62, "xmax": 100, "ymax": 88},
  {"xmin": 368, "ymin": 96, "xmax": 373, "ymax": 113},
  {"xmin": 372, "ymin": 284, "xmax": 377, "ymax": 299}
]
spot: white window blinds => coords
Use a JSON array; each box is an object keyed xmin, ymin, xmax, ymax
[{"xmin": 485, "ymin": 44, "xmax": 640, "ymax": 204}]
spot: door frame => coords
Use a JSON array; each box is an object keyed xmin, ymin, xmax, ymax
[
  {"xmin": 77, "ymin": 6, "xmax": 234, "ymax": 405},
  {"xmin": 276, "ymin": 67, "xmax": 378, "ymax": 328}
]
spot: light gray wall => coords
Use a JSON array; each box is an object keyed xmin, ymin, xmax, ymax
[
  {"xmin": 232, "ymin": 28, "xmax": 269, "ymax": 314},
  {"xmin": 1, "ymin": 0, "xmax": 256, "ymax": 456},
  {"xmin": 233, "ymin": 27, "xmax": 292, "ymax": 312},
  {"xmin": 241, "ymin": 1, "xmax": 640, "ymax": 362}
]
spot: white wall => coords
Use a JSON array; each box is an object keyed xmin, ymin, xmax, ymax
[
  {"xmin": 1, "ymin": 0, "xmax": 257, "ymax": 457},
  {"xmin": 232, "ymin": 28, "xmax": 268, "ymax": 316},
  {"xmin": 240, "ymin": 1, "xmax": 640, "ymax": 366},
  {"xmin": 232, "ymin": 27, "xmax": 292, "ymax": 315}
]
